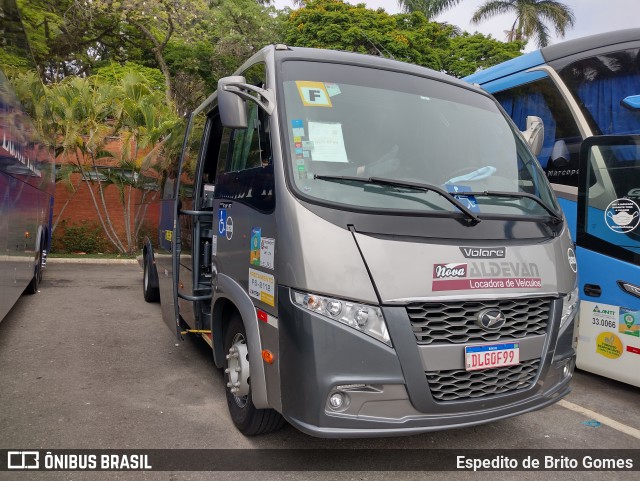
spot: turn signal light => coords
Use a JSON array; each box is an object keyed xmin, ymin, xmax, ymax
[{"xmin": 262, "ymin": 349, "xmax": 274, "ymax": 364}]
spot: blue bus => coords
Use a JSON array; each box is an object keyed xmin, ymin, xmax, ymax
[
  {"xmin": 0, "ymin": 0, "xmax": 55, "ymax": 321},
  {"xmin": 465, "ymin": 29, "xmax": 640, "ymax": 387}
]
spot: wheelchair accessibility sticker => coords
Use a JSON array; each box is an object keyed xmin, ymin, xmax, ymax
[{"xmin": 218, "ymin": 209, "xmax": 227, "ymax": 236}]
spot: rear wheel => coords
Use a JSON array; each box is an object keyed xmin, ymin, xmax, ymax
[
  {"xmin": 223, "ymin": 313, "xmax": 284, "ymax": 435},
  {"xmin": 143, "ymin": 252, "xmax": 160, "ymax": 303},
  {"xmin": 24, "ymin": 240, "xmax": 43, "ymax": 295}
]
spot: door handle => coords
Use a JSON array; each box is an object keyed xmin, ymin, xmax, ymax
[{"xmin": 583, "ymin": 284, "xmax": 602, "ymax": 297}]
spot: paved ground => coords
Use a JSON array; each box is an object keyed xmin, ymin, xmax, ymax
[{"xmin": 0, "ymin": 262, "xmax": 638, "ymax": 480}]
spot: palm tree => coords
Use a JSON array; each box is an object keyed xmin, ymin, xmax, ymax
[
  {"xmin": 398, "ymin": 0, "xmax": 462, "ymax": 17},
  {"xmin": 400, "ymin": 1, "xmax": 574, "ymax": 48},
  {"xmin": 471, "ymin": 0, "xmax": 575, "ymax": 47}
]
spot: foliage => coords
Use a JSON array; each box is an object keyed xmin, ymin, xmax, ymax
[
  {"xmin": 52, "ymin": 220, "xmax": 109, "ymax": 254},
  {"xmin": 95, "ymin": 62, "xmax": 166, "ymax": 93},
  {"xmin": 284, "ymin": 0, "xmax": 455, "ymax": 70},
  {"xmin": 442, "ymin": 32, "xmax": 523, "ymax": 77},
  {"xmin": 283, "ymin": 0, "xmax": 523, "ymax": 76},
  {"xmin": 17, "ymin": 0, "xmax": 123, "ymax": 80},
  {"xmin": 207, "ymin": 0, "xmax": 286, "ymax": 87}
]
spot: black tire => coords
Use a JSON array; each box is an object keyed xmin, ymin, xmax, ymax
[
  {"xmin": 223, "ymin": 313, "xmax": 284, "ymax": 436},
  {"xmin": 24, "ymin": 241, "xmax": 43, "ymax": 295},
  {"xmin": 143, "ymin": 252, "xmax": 160, "ymax": 303}
]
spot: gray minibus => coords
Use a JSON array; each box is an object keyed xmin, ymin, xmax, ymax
[{"xmin": 140, "ymin": 45, "xmax": 579, "ymax": 437}]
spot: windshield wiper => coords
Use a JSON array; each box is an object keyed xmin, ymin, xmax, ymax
[
  {"xmin": 313, "ymin": 174, "xmax": 480, "ymax": 224},
  {"xmin": 464, "ymin": 190, "xmax": 563, "ymax": 223}
]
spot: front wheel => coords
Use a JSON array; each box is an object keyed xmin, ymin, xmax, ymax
[{"xmin": 223, "ymin": 313, "xmax": 284, "ymax": 435}]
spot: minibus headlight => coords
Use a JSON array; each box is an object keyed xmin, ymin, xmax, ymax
[
  {"xmin": 560, "ymin": 286, "xmax": 579, "ymax": 327},
  {"xmin": 292, "ymin": 290, "xmax": 391, "ymax": 346}
]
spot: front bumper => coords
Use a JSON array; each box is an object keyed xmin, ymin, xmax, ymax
[{"xmin": 277, "ymin": 286, "xmax": 576, "ymax": 438}]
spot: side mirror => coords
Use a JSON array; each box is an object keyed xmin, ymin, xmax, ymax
[
  {"xmin": 621, "ymin": 95, "xmax": 640, "ymax": 111},
  {"xmin": 521, "ymin": 115, "xmax": 544, "ymax": 157},
  {"xmin": 218, "ymin": 76, "xmax": 248, "ymax": 129}
]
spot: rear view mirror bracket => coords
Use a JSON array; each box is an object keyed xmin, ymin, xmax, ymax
[{"xmin": 222, "ymin": 82, "xmax": 275, "ymax": 115}]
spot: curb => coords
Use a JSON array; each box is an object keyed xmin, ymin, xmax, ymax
[{"xmin": 47, "ymin": 257, "xmax": 140, "ymax": 265}]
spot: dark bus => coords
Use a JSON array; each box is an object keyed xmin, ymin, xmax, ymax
[{"xmin": 0, "ymin": 0, "xmax": 55, "ymax": 321}]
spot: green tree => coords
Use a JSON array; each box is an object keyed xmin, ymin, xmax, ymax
[
  {"xmin": 81, "ymin": 0, "xmax": 210, "ymax": 104},
  {"xmin": 442, "ymin": 32, "xmax": 523, "ymax": 76},
  {"xmin": 284, "ymin": 0, "xmax": 454, "ymax": 70},
  {"xmin": 17, "ymin": 0, "xmax": 123, "ymax": 81},
  {"xmin": 284, "ymin": 0, "xmax": 522, "ymax": 75}
]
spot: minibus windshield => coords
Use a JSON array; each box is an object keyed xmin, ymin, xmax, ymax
[{"xmin": 280, "ymin": 60, "xmax": 560, "ymax": 218}]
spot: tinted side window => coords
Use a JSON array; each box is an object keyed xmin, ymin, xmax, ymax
[
  {"xmin": 215, "ymin": 103, "xmax": 274, "ymax": 212},
  {"xmin": 557, "ymin": 48, "xmax": 640, "ymax": 137},
  {"xmin": 494, "ymin": 77, "xmax": 582, "ymax": 187}
]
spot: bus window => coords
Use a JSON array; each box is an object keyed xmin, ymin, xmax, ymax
[
  {"xmin": 215, "ymin": 103, "xmax": 274, "ymax": 212},
  {"xmin": 557, "ymin": 48, "xmax": 640, "ymax": 137},
  {"xmin": 494, "ymin": 78, "xmax": 583, "ymax": 186}
]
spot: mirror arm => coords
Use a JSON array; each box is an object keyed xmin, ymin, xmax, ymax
[{"xmin": 222, "ymin": 83, "xmax": 275, "ymax": 115}]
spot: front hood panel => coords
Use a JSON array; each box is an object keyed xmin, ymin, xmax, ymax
[{"xmin": 354, "ymin": 230, "xmax": 576, "ymax": 302}]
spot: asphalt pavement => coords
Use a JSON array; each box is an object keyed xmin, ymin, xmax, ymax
[{"xmin": 0, "ymin": 262, "xmax": 638, "ymax": 480}]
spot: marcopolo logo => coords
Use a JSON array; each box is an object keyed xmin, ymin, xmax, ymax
[
  {"xmin": 459, "ymin": 247, "xmax": 506, "ymax": 259},
  {"xmin": 433, "ymin": 263, "xmax": 468, "ymax": 279}
]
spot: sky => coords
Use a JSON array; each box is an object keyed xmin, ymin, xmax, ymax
[{"xmin": 272, "ymin": 0, "xmax": 638, "ymax": 51}]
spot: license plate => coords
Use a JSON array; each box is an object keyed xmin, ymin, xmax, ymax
[{"xmin": 465, "ymin": 343, "xmax": 520, "ymax": 371}]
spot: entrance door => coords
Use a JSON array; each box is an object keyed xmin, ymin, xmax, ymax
[
  {"xmin": 172, "ymin": 108, "xmax": 222, "ymax": 338},
  {"xmin": 575, "ymin": 135, "xmax": 640, "ymax": 386}
]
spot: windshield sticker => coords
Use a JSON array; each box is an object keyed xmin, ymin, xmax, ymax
[
  {"xmin": 308, "ymin": 122, "xmax": 348, "ymax": 163},
  {"xmin": 324, "ymin": 83, "xmax": 341, "ymax": 97},
  {"xmin": 303, "ymin": 151, "xmax": 310, "ymax": 159},
  {"xmin": 225, "ymin": 216, "xmax": 234, "ymax": 240},
  {"xmin": 619, "ymin": 308, "xmax": 640, "ymax": 338},
  {"xmin": 446, "ymin": 185, "xmax": 480, "ymax": 213},
  {"xmin": 212, "ymin": 235, "xmax": 217, "ymax": 257},
  {"xmin": 296, "ymin": 81, "xmax": 333, "ymax": 107},
  {"xmin": 604, "ymin": 198, "xmax": 640, "ymax": 233},
  {"xmin": 291, "ymin": 119, "xmax": 305, "ymax": 137},
  {"xmin": 260, "ymin": 237, "xmax": 275, "ymax": 270},
  {"xmin": 432, "ymin": 262, "xmax": 541, "ymax": 291},
  {"xmin": 249, "ymin": 268, "xmax": 275, "ymax": 307},
  {"xmin": 302, "ymin": 141, "xmax": 314, "ymax": 150},
  {"xmin": 595, "ymin": 332, "xmax": 624, "ymax": 359},
  {"xmin": 250, "ymin": 228, "xmax": 261, "ymax": 266}
]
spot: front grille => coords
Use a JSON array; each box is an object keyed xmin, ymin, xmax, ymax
[
  {"xmin": 426, "ymin": 359, "xmax": 540, "ymax": 401},
  {"xmin": 407, "ymin": 298, "xmax": 551, "ymax": 345}
]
